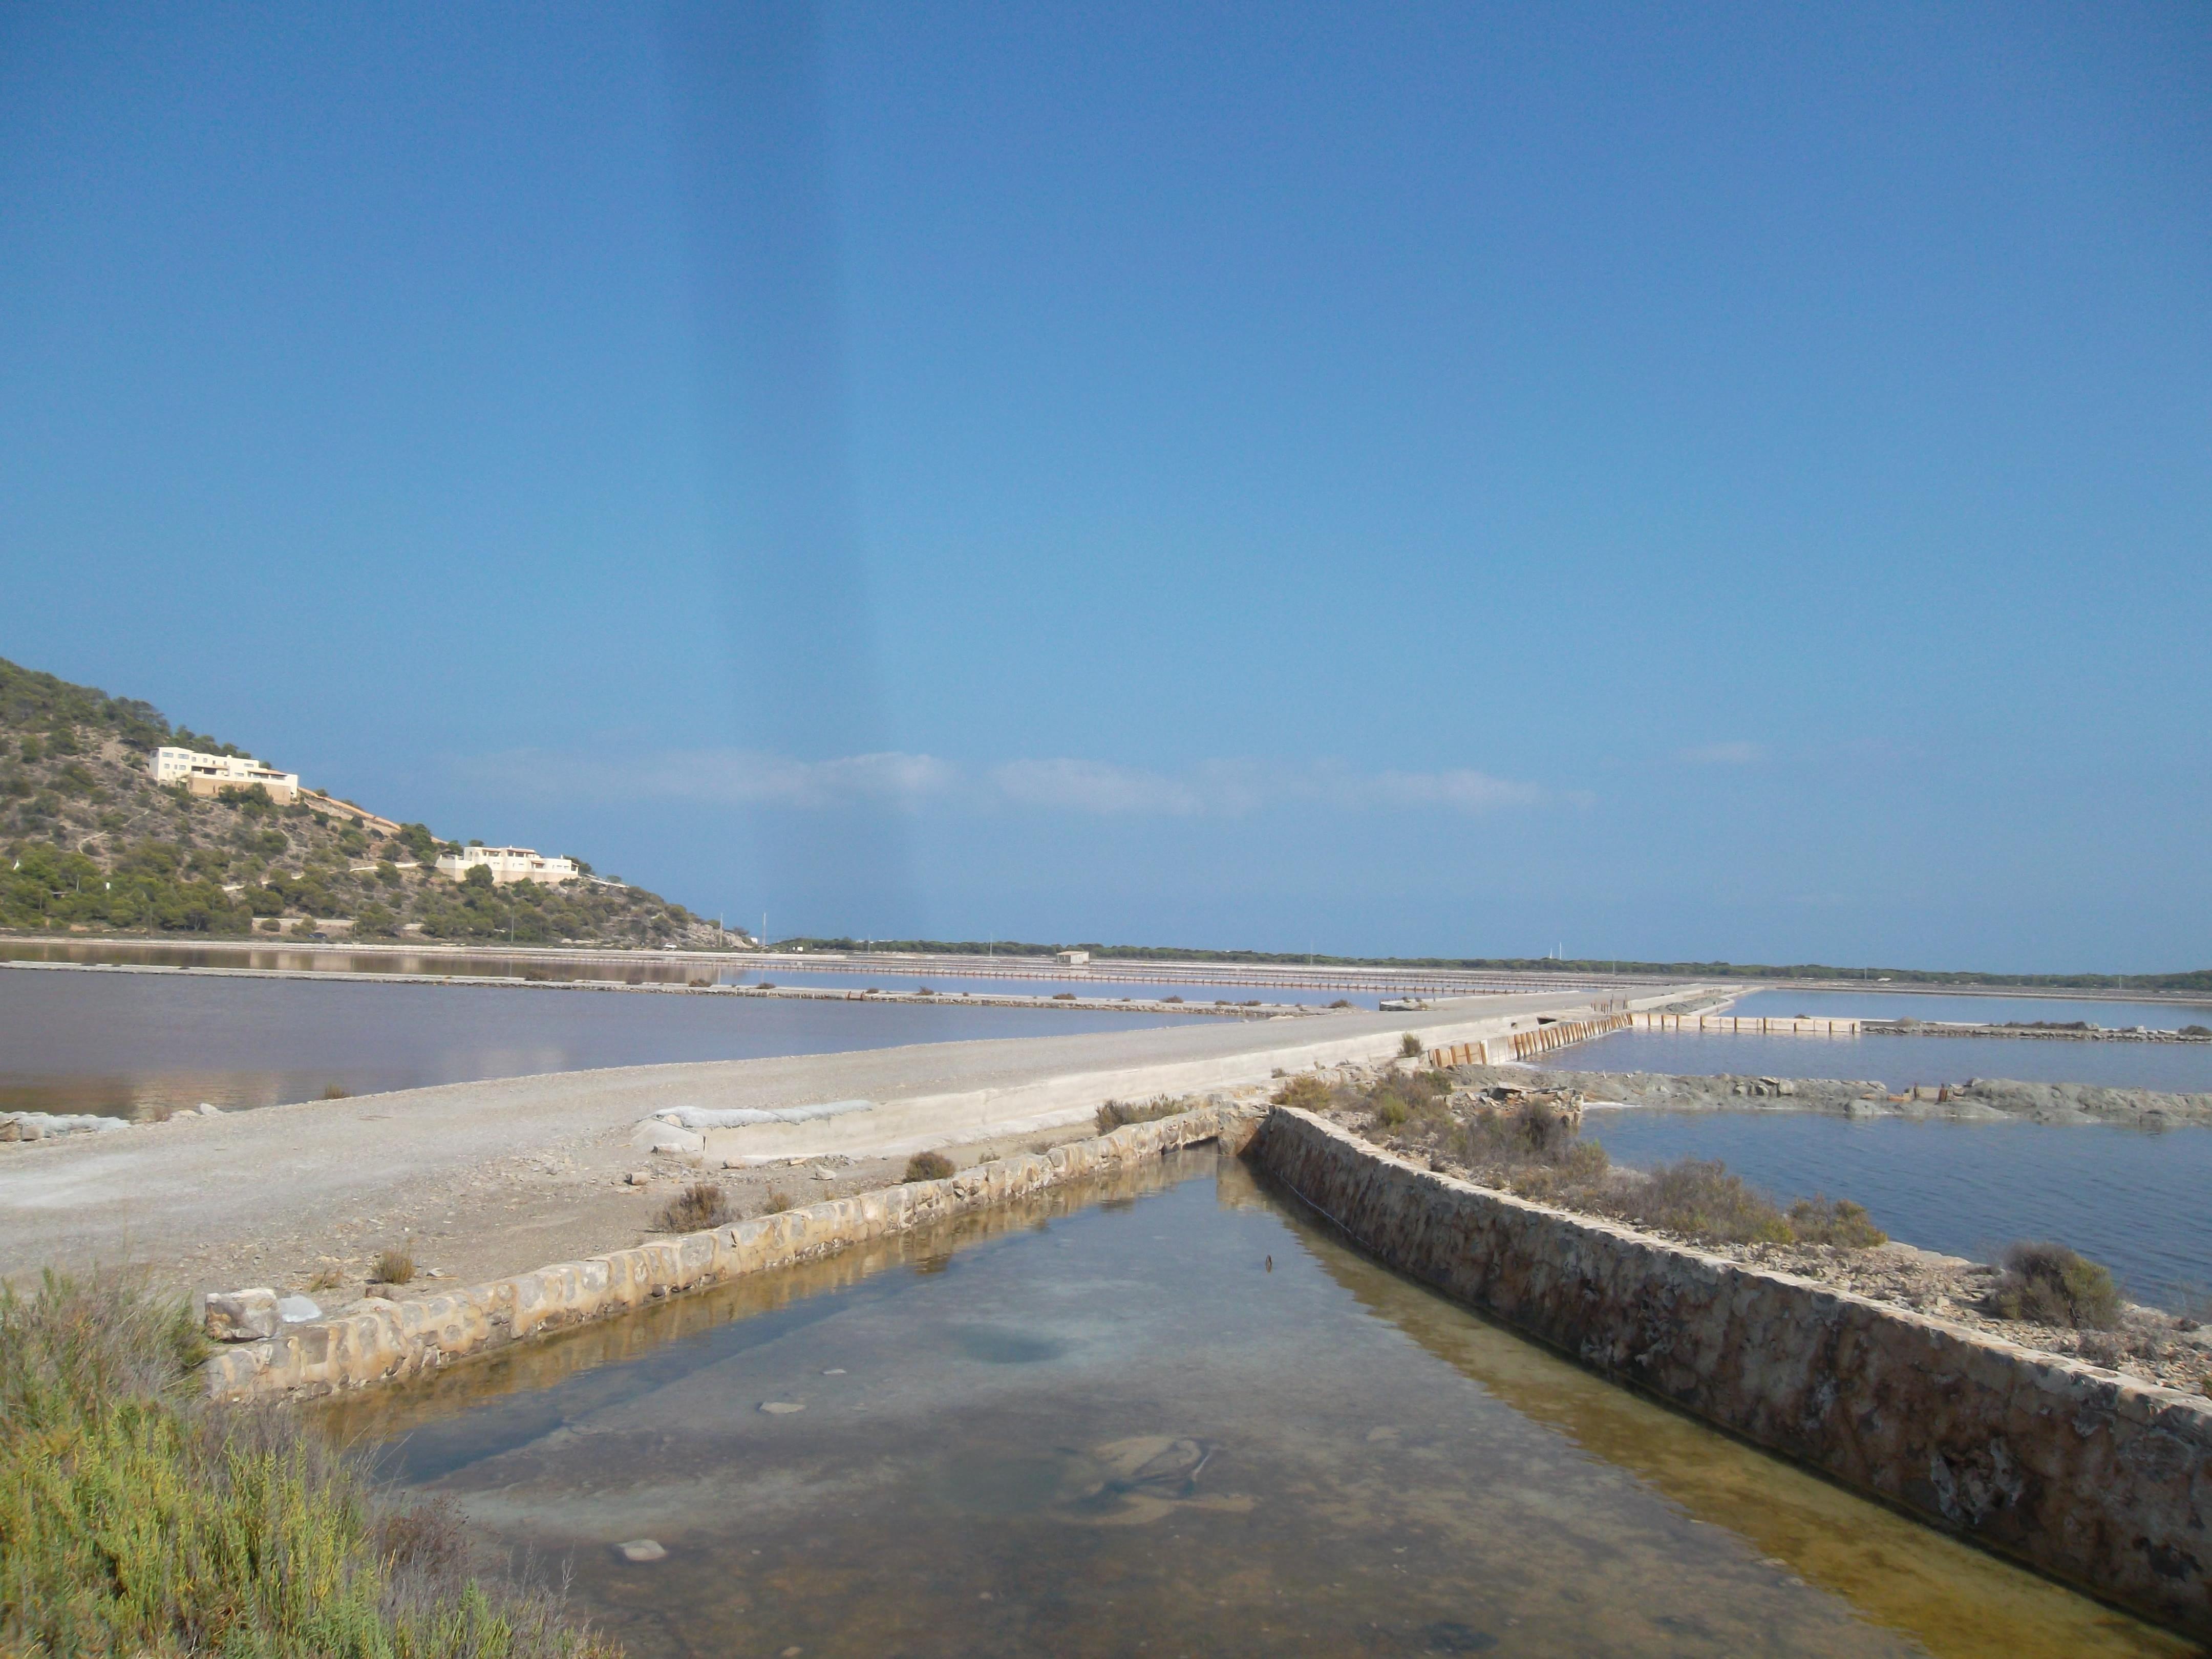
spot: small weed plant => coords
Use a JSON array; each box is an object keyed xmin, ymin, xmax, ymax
[
  {"xmin": 761, "ymin": 1188, "xmax": 794, "ymax": 1214},
  {"xmin": 370, "ymin": 1246, "xmax": 415, "ymax": 1286},
  {"xmin": 1399, "ymin": 1033, "xmax": 1423, "ymax": 1058},
  {"xmin": 655, "ymin": 1181, "xmax": 732, "ymax": 1232},
  {"xmin": 902, "ymin": 1151, "xmax": 954, "ymax": 1183}
]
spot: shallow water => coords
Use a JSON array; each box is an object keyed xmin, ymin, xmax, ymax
[
  {"xmin": 328, "ymin": 1152, "xmax": 2189, "ymax": 1658},
  {"xmin": 1588, "ymin": 1110, "xmax": 2212, "ymax": 1309},
  {"xmin": 717, "ymin": 964, "xmax": 1383, "ymax": 1007},
  {"xmin": 1567, "ymin": 1027, "xmax": 2212, "ymax": 1094},
  {"xmin": 0, "ymin": 969, "xmax": 1186, "ymax": 1120},
  {"xmin": 1721, "ymin": 988, "xmax": 2212, "ymax": 1030}
]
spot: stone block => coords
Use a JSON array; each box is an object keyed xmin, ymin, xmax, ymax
[{"xmin": 205, "ymin": 1288, "xmax": 280, "ymax": 1342}]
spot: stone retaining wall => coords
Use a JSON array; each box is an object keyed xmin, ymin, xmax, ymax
[
  {"xmin": 1248, "ymin": 1107, "xmax": 2212, "ymax": 1641},
  {"xmin": 203, "ymin": 1103, "xmax": 1261, "ymax": 1403}
]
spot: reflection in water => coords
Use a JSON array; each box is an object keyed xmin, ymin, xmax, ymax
[
  {"xmin": 0, "ymin": 939, "xmax": 1383, "ymax": 1005},
  {"xmin": 325, "ymin": 1154, "xmax": 2187, "ymax": 1658},
  {"xmin": 0, "ymin": 967, "xmax": 1185, "ymax": 1120}
]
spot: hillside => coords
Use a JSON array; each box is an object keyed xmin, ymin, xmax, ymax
[{"xmin": 0, "ymin": 656, "xmax": 730, "ymax": 948}]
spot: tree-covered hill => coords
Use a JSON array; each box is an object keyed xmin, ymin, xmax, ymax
[{"xmin": 0, "ymin": 656, "xmax": 729, "ymax": 948}]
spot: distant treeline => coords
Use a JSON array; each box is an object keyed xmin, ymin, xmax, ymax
[{"xmin": 783, "ymin": 937, "xmax": 2212, "ymax": 994}]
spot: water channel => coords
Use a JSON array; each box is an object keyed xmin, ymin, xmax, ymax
[
  {"xmin": 327, "ymin": 1150, "xmax": 2189, "ymax": 1659},
  {"xmin": 1567, "ymin": 987, "xmax": 2212, "ymax": 1095}
]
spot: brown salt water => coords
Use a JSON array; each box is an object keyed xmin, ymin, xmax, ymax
[{"xmin": 326, "ymin": 1152, "xmax": 2190, "ymax": 1659}]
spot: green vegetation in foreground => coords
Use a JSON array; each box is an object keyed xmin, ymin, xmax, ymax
[
  {"xmin": 1287, "ymin": 1071, "xmax": 1889, "ymax": 1251},
  {"xmin": 788, "ymin": 934, "xmax": 2212, "ymax": 995},
  {"xmin": 0, "ymin": 653, "xmax": 718, "ymax": 947},
  {"xmin": 0, "ymin": 1271, "xmax": 618, "ymax": 1657}
]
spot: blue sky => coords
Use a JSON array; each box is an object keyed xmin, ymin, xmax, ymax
[{"xmin": 2, "ymin": 3, "xmax": 2206, "ymax": 968}]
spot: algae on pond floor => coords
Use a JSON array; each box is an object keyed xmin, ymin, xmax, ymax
[{"xmin": 326, "ymin": 1151, "xmax": 2192, "ymax": 1659}]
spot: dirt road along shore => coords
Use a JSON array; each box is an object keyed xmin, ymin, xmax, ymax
[{"xmin": 0, "ymin": 987, "xmax": 1684, "ymax": 1307}]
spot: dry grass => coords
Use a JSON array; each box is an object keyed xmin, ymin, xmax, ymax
[
  {"xmin": 1093, "ymin": 1095, "xmax": 1196, "ymax": 1134},
  {"xmin": 305, "ymin": 1266, "xmax": 347, "ymax": 1293},
  {"xmin": 760, "ymin": 1188, "xmax": 793, "ymax": 1215},
  {"xmin": 370, "ymin": 1246, "xmax": 415, "ymax": 1286},
  {"xmin": 320, "ymin": 1083, "xmax": 350, "ymax": 1100},
  {"xmin": 902, "ymin": 1151, "xmax": 954, "ymax": 1183},
  {"xmin": 654, "ymin": 1181, "xmax": 732, "ymax": 1232},
  {"xmin": 1399, "ymin": 1032, "xmax": 1423, "ymax": 1057}
]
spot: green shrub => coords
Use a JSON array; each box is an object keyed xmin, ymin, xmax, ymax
[
  {"xmin": 1271, "ymin": 1073, "xmax": 1334, "ymax": 1112},
  {"xmin": 0, "ymin": 1272, "xmax": 614, "ymax": 1657},
  {"xmin": 1369, "ymin": 1090, "xmax": 1410, "ymax": 1128},
  {"xmin": 1505, "ymin": 1138, "xmax": 1613, "ymax": 1206},
  {"xmin": 1788, "ymin": 1197, "xmax": 1888, "ymax": 1248},
  {"xmin": 1614, "ymin": 1159, "xmax": 1794, "ymax": 1246},
  {"xmin": 902, "ymin": 1151, "xmax": 954, "ymax": 1183},
  {"xmin": 1992, "ymin": 1241, "xmax": 2122, "ymax": 1330},
  {"xmin": 1399, "ymin": 1033, "xmax": 1423, "ymax": 1058}
]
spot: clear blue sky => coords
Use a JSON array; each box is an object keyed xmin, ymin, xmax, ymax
[{"xmin": 3, "ymin": 3, "xmax": 2206, "ymax": 968}]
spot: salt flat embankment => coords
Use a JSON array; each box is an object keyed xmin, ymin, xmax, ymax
[{"xmin": 0, "ymin": 985, "xmax": 1699, "ymax": 1291}]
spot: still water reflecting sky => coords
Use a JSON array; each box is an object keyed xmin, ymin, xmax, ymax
[
  {"xmin": 328, "ymin": 1152, "xmax": 2187, "ymax": 1659},
  {"xmin": 0, "ymin": 968, "xmax": 1187, "ymax": 1120}
]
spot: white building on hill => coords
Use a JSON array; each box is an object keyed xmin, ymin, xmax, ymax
[
  {"xmin": 434, "ymin": 846, "xmax": 581, "ymax": 886},
  {"xmin": 150, "ymin": 747, "xmax": 300, "ymax": 804}
]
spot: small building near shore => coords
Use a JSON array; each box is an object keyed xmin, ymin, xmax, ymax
[
  {"xmin": 1056, "ymin": 949, "xmax": 1091, "ymax": 966},
  {"xmin": 434, "ymin": 845, "xmax": 581, "ymax": 886},
  {"xmin": 150, "ymin": 747, "xmax": 300, "ymax": 804}
]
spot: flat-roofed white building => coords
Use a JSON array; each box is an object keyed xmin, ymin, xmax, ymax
[
  {"xmin": 434, "ymin": 846, "xmax": 581, "ymax": 886},
  {"xmin": 150, "ymin": 747, "xmax": 300, "ymax": 805}
]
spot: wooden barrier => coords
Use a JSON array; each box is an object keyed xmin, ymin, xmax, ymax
[{"xmin": 1631, "ymin": 1013, "xmax": 1861, "ymax": 1036}]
